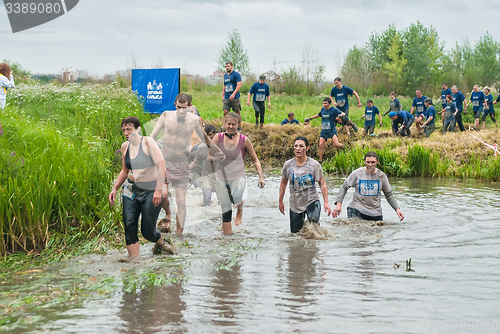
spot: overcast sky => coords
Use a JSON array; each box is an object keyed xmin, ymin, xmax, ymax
[{"xmin": 1, "ymin": 0, "xmax": 499, "ymax": 80}]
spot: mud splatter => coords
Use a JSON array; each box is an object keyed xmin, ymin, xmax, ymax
[
  {"xmin": 331, "ymin": 218, "xmax": 385, "ymax": 227},
  {"xmin": 298, "ymin": 222, "xmax": 336, "ymax": 240}
]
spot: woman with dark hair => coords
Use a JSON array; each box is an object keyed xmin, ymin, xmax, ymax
[
  {"xmin": 109, "ymin": 117, "xmax": 175, "ymax": 258},
  {"xmin": 279, "ymin": 136, "xmax": 331, "ymax": 233},
  {"xmin": 442, "ymin": 94, "xmax": 457, "ymax": 133},
  {"xmin": 215, "ymin": 112, "xmax": 265, "ymax": 234},
  {"xmin": 0, "ymin": 63, "xmax": 15, "ymax": 109},
  {"xmin": 333, "ymin": 151, "xmax": 404, "ymax": 222}
]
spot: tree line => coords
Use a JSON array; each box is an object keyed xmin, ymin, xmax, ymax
[{"xmin": 340, "ymin": 21, "xmax": 500, "ymax": 96}]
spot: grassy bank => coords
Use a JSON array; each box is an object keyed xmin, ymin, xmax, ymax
[{"xmin": 1, "ymin": 82, "xmax": 499, "ymax": 258}]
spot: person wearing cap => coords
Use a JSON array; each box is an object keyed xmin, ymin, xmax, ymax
[
  {"xmin": 247, "ymin": 74, "xmax": 271, "ymax": 128},
  {"xmin": 421, "ymin": 98, "xmax": 436, "ymax": 137},
  {"xmin": 389, "ymin": 110, "xmax": 414, "ymax": 136},
  {"xmin": 411, "ymin": 89, "xmax": 427, "ymax": 135},
  {"xmin": 451, "ymin": 85, "xmax": 467, "ymax": 132}
]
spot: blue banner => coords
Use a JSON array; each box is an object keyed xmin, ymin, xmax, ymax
[{"xmin": 132, "ymin": 68, "xmax": 180, "ymax": 114}]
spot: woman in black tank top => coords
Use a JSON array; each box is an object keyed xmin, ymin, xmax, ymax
[{"xmin": 109, "ymin": 117, "xmax": 175, "ymax": 258}]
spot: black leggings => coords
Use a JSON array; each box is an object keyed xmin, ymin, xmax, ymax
[
  {"xmin": 122, "ymin": 185, "xmax": 162, "ymax": 245},
  {"xmin": 482, "ymin": 112, "xmax": 497, "ymax": 123}
]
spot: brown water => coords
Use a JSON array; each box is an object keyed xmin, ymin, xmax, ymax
[{"xmin": 2, "ymin": 176, "xmax": 500, "ymax": 333}]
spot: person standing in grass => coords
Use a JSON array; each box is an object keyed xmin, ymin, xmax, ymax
[
  {"xmin": 330, "ymin": 77, "xmax": 361, "ymax": 135},
  {"xmin": 442, "ymin": 95, "xmax": 457, "ymax": 133},
  {"xmin": 466, "ymin": 85, "xmax": 485, "ymax": 130},
  {"xmin": 214, "ymin": 112, "xmax": 265, "ymax": 234},
  {"xmin": 451, "ymin": 85, "xmax": 467, "ymax": 132},
  {"xmin": 281, "ymin": 112, "xmax": 301, "ymax": 125},
  {"xmin": 383, "ymin": 91, "xmax": 402, "ymax": 116},
  {"xmin": 410, "ymin": 89, "xmax": 427, "ymax": 135},
  {"xmin": 304, "ymin": 97, "xmax": 345, "ymax": 164},
  {"xmin": 109, "ymin": 117, "xmax": 175, "ymax": 258},
  {"xmin": 482, "ymin": 87, "xmax": 498, "ymax": 129},
  {"xmin": 0, "ymin": 63, "xmax": 15, "ymax": 109},
  {"xmin": 389, "ymin": 111, "xmax": 414, "ymax": 136},
  {"xmin": 279, "ymin": 136, "xmax": 331, "ymax": 233},
  {"xmin": 361, "ymin": 99, "xmax": 382, "ymax": 136},
  {"xmin": 247, "ymin": 74, "xmax": 271, "ymax": 128},
  {"xmin": 150, "ymin": 93, "xmax": 224, "ymax": 235},
  {"xmin": 332, "ymin": 151, "xmax": 404, "ymax": 222},
  {"xmin": 421, "ymin": 98, "xmax": 436, "ymax": 137},
  {"xmin": 222, "ymin": 61, "xmax": 242, "ymax": 119},
  {"xmin": 440, "ymin": 83, "xmax": 452, "ymax": 127}
]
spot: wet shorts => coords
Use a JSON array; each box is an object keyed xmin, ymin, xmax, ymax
[
  {"xmin": 289, "ymin": 200, "xmax": 321, "ymax": 233},
  {"xmin": 215, "ymin": 176, "xmax": 246, "ymax": 214},
  {"xmin": 347, "ymin": 206, "xmax": 383, "ymax": 221},
  {"xmin": 223, "ymin": 98, "xmax": 241, "ymax": 114},
  {"xmin": 320, "ymin": 129, "xmax": 338, "ymax": 139},
  {"xmin": 165, "ymin": 158, "xmax": 189, "ymax": 188},
  {"xmin": 474, "ymin": 109, "xmax": 483, "ymax": 119}
]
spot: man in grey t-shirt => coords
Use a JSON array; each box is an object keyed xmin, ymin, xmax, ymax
[{"xmin": 332, "ymin": 151, "xmax": 404, "ymax": 221}]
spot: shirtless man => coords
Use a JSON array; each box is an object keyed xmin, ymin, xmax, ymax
[{"xmin": 150, "ymin": 93, "xmax": 224, "ymax": 234}]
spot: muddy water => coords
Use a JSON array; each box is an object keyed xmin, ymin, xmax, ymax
[{"xmin": 2, "ymin": 176, "xmax": 500, "ymax": 333}]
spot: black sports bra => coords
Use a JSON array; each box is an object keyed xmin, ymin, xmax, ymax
[{"xmin": 124, "ymin": 138, "xmax": 156, "ymax": 170}]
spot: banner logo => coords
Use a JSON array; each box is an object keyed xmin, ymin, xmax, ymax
[{"xmin": 4, "ymin": 0, "xmax": 79, "ymax": 33}]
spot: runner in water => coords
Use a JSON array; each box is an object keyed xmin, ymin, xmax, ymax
[
  {"xmin": 215, "ymin": 112, "xmax": 265, "ymax": 234},
  {"xmin": 109, "ymin": 117, "xmax": 175, "ymax": 258},
  {"xmin": 332, "ymin": 151, "xmax": 404, "ymax": 222},
  {"xmin": 279, "ymin": 136, "xmax": 331, "ymax": 233}
]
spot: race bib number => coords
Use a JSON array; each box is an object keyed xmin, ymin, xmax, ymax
[
  {"xmin": 322, "ymin": 120, "xmax": 331, "ymax": 130},
  {"xmin": 417, "ymin": 106, "xmax": 424, "ymax": 112},
  {"xmin": 445, "ymin": 107, "xmax": 451, "ymax": 118},
  {"xmin": 225, "ymin": 84, "xmax": 234, "ymax": 93},
  {"xmin": 441, "ymin": 97, "xmax": 446, "ymax": 104},
  {"xmin": 338, "ymin": 100, "xmax": 346, "ymax": 107},
  {"xmin": 473, "ymin": 100, "xmax": 479, "ymax": 107},
  {"xmin": 359, "ymin": 180, "xmax": 380, "ymax": 196},
  {"xmin": 292, "ymin": 173, "xmax": 314, "ymax": 192},
  {"xmin": 365, "ymin": 114, "xmax": 373, "ymax": 121},
  {"xmin": 256, "ymin": 94, "xmax": 265, "ymax": 102}
]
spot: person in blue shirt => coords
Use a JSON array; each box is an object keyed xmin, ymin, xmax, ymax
[
  {"xmin": 451, "ymin": 85, "xmax": 467, "ymax": 132},
  {"xmin": 389, "ymin": 111, "xmax": 414, "ymax": 137},
  {"xmin": 466, "ymin": 85, "xmax": 485, "ymax": 130},
  {"xmin": 330, "ymin": 77, "xmax": 360, "ymax": 135},
  {"xmin": 361, "ymin": 99, "xmax": 382, "ymax": 136},
  {"xmin": 482, "ymin": 87, "xmax": 498, "ymax": 129},
  {"xmin": 222, "ymin": 61, "xmax": 242, "ymax": 119},
  {"xmin": 411, "ymin": 89, "xmax": 427, "ymax": 135},
  {"xmin": 304, "ymin": 97, "xmax": 345, "ymax": 163},
  {"xmin": 442, "ymin": 95, "xmax": 457, "ymax": 133},
  {"xmin": 421, "ymin": 98, "xmax": 436, "ymax": 137},
  {"xmin": 440, "ymin": 83, "xmax": 452, "ymax": 126},
  {"xmin": 383, "ymin": 91, "xmax": 402, "ymax": 116},
  {"xmin": 281, "ymin": 112, "xmax": 301, "ymax": 125},
  {"xmin": 247, "ymin": 74, "xmax": 271, "ymax": 128}
]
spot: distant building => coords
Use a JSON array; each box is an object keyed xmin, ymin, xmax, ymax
[
  {"xmin": 205, "ymin": 70, "xmax": 225, "ymax": 86},
  {"xmin": 62, "ymin": 68, "xmax": 78, "ymax": 83}
]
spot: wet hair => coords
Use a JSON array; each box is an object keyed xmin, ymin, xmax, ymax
[
  {"xmin": 294, "ymin": 136, "xmax": 309, "ymax": 147},
  {"xmin": 367, "ymin": 99, "xmax": 373, "ymax": 104},
  {"xmin": 446, "ymin": 94, "xmax": 452, "ymax": 101},
  {"xmin": 288, "ymin": 112, "xmax": 295, "ymax": 117},
  {"xmin": 225, "ymin": 112, "xmax": 241, "ymax": 124},
  {"xmin": 364, "ymin": 151, "xmax": 378, "ymax": 160},
  {"xmin": 323, "ymin": 97, "xmax": 332, "ymax": 104},
  {"xmin": 187, "ymin": 94, "xmax": 193, "ymax": 105},
  {"xmin": 175, "ymin": 93, "xmax": 189, "ymax": 104},
  {"xmin": 204, "ymin": 124, "xmax": 216, "ymax": 134},
  {"xmin": 424, "ymin": 98, "xmax": 433, "ymax": 105},
  {"xmin": 121, "ymin": 116, "xmax": 140, "ymax": 129},
  {"xmin": 225, "ymin": 61, "xmax": 233, "ymax": 66},
  {"xmin": 0, "ymin": 63, "xmax": 11, "ymax": 77},
  {"xmin": 334, "ymin": 77, "xmax": 341, "ymax": 82},
  {"xmin": 390, "ymin": 91, "xmax": 396, "ymax": 96}
]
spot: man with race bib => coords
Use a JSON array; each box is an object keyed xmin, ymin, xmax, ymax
[
  {"xmin": 411, "ymin": 89, "xmax": 427, "ymax": 135},
  {"xmin": 330, "ymin": 77, "xmax": 361, "ymax": 135},
  {"xmin": 222, "ymin": 61, "xmax": 242, "ymax": 119},
  {"xmin": 247, "ymin": 74, "xmax": 271, "ymax": 128}
]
